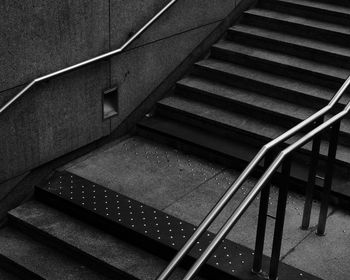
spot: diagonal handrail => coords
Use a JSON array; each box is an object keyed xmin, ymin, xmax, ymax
[
  {"xmin": 157, "ymin": 76, "xmax": 350, "ymax": 280},
  {"xmin": 182, "ymin": 95, "xmax": 350, "ymax": 280},
  {"xmin": 0, "ymin": 0, "xmax": 178, "ymax": 115}
]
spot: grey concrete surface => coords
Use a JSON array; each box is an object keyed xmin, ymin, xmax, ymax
[
  {"xmin": 0, "ymin": 226, "xmax": 113, "ymax": 280},
  {"xmin": 1, "ymin": 0, "xmax": 243, "ymax": 184},
  {"xmin": 65, "ymin": 136, "xmax": 224, "ymax": 210},
  {"xmin": 9, "ymin": 201, "xmax": 204, "ymax": 280},
  {"xmin": 0, "ymin": 0, "xmax": 109, "ymax": 92},
  {"xmin": 110, "ymin": 0, "xmax": 236, "ymax": 49},
  {"xmin": 63, "ymin": 135, "xmax": 345, "ymax": 280},
  {"xmin": 283, "ymin": 209, "xmax": 350, "ymax": 280},
  {"xmin": 0, "ymin": 62, "xmax": 110, "ymax": 182},
  {"xmin": 164, "ymin": 169, "xmax": 323, "ymax": 257},
  {"xmin": 110, "ymin": 22, "xmax": 219, "ymax": 131}
]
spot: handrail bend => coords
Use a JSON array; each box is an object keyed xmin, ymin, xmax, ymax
[
  {"xmin": 182, "ymin": 94, "xmax": 350, "ymax": 280},
  {"xmin": 0, "ymin": 0, "xmax": 178, "ymax": 115},
  {"xmin": 157, "ymin": 76, "xmax": 350, "ymax": 280}
]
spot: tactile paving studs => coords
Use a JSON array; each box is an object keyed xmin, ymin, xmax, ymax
[{"xmin": 40, "ymin": 172, "xmax": 315, "ymax": 280}]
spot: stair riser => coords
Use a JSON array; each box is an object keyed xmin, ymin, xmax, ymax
[
  {"xmin": 35, "ymin": 186, "xmax": 244, "ymax": 280},
  {"xmin": 175, "ymin": 85, "xmax": 301, "ymax": 129},
  {"xmin": 192, "ymin": 66, "xmax": 350, "ymax": 147},
  {"xmin": 192, "ymin": 64, "xmax": 345, "ymax": 118},
  {"xmin": 242, "ymin": 12, "xmax": 350, "ymax": 47},
  {"xmin": 138, "ymin": 121, "xmax": 350, "ymax": 211},
  {"xmin": 137, "ymin": 125, "xmax": 251, "ymax": 171},
  {"xmin": 260, "ymin": 0, "xmax": 350, "ymax": 26},
  {"xmin": 7, "ymin": 215, "xmax": 138, "ymax": 280},
  {"xmin": 227, "ymin": 28, "xmax": 350, "ymax": 68},
  {"xmin": 157, "ymin": 102, "xmax": 269, "ymax": 148},
  {"xmin": 156, "ymin": 102, "xmax": 350, "ymax": 168},
  {"xmin": 138, "ymin": 123, "xmax": 348, "ymax": 201},
  {"xmin": 211, "ymin": 46, "xmax": 343, "ymax": 89}
]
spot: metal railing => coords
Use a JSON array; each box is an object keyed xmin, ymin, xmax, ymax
[
  {"xmin": 0, "ymin": 0, "xmax": 178, "ymax": 115},
  {"xmin": 181, "ymin": 100, "xmax": 349, "ymax": 280},
  {"xmin": 157, "ymin": 75, "xmax": 350, "ymax": 280}
]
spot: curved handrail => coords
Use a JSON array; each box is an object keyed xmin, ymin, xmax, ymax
[
  {"xmin": 182, "ymin": 98, "xmax": 350, "ymax": 280},
  {"xmin": 0, "ymin": 0, "xmax": 178, "ymax": 115},
  {"xmin": 157, "ymin": 76, "xmax": 350, "ymax": 280}
]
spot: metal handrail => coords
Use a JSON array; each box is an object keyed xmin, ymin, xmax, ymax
[
  {"xmin": 157, "ymin": 76, "xmax": 350, "ymax": 280},
  {"xmin": 0, "ymin": 0, "xmax": 178, "ymax": 115},
  {"xmin": 182, "ymin": 97, "xmax": 350, "ymax": 280}
]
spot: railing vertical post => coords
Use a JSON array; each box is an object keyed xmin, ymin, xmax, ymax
[
  {"xmin": 252, "ymin": 151, "xmax": 275, "ymax": 274},
  {"xmin": 301, "ymin": 118, "xmax": 323, "ymax": 230},
  {"xmin": 317, "ymin": 120, "xmax": 341, "ymax": 236},
  {"xmin": 269, "ymin": 157, "xmax": 292, "ymax": 280}
]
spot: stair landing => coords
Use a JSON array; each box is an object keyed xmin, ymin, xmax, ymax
[{"xmin": 58, "ymin": 136, "xmax": 350, "ymax": 280}]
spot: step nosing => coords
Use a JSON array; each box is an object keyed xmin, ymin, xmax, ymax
[
  {"xmin": 159, "ymin": 95, "xmax": 311, "ymax": 127},
  {"xmin": 140, "ymin": 117, "xmax": 350, "ymax": 166},
  {"xmin": 212, "ymin": 41, "xmax": 349, "ymax": 80},
  {"xmin": 245, "ymin": 8, "xmax": 350, "ymax": 35},
  {"xmin": 174, "ymin": 84, "xmax": 315, "ymax": 120},
  {"xmin": 195, "ymin": 59, "xmax": 334, "ymax": 98},
  {"xmin": 273, "ymin": 0, "xmax": 350, "ymax": 15},
  {"xmin": 230, "ymin": 25, "xmax": 350, "ymax": 58}
]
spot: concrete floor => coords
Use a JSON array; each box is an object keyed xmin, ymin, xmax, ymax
[{"xmin": 62, "ymin": 135, "xmax": 350, "ymax": 280}]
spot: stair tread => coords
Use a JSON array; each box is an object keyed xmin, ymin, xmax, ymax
[
  {"xmin": 195, "ymin": 59, "xmax": 350, "ymax": 136},
  {"xmin": 35, "ymin": 171, "xmax": 321, "ymax": 280},
  {"xmin": 140, "ymin": 114, "xmax": 258, "ymax": 162},
  {"xmin": 230, "ymin": 24, "xmax": 350, "ymax": 59},
  {"xmin": 213, "ymin": 39, "xmax": 350, "ymax": 81},
  {"xmin": 8, "ymin": 200, "xmax": 191, "ymax": 280},
  {"xmin": 159, "ymin": 94, "xmax": 288, "ymax": 139},
  {"xmin": 176, "ymin": 78, "xmax": 314, "ymax": 125},
  {"xmin": 0, "ymin": 226, "xmax": 111, "ymax": 280},
  {"xmin": 195, "ymin": 58, "xmax": 346, "ymax": 107},
  {"xmin": 139, "ymin": 116, "xmax": 350, "ymax": 197},
  {"xmin": 246, "ymin": 8, "xmax": 350, "ymax": 35},
  {"xmin": 159, "ymin": 91, "xmax": 350, "ymax": 164},
  {"xmin": 269, "ymin": 0, "xmax": 350, "ymax": 16}
]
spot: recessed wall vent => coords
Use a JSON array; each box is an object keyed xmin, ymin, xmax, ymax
[{"xmin": 103, "ymin": 86, "xmax": 118, "ymax": 119}]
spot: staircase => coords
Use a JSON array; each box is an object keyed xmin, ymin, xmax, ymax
[
  {"xmin": 1, "ymin": 0, "xmax": 350, "ymax": 279},
  {"xmin": 139, "ymin": 0, "xmax": 350, "ymax": 203}
]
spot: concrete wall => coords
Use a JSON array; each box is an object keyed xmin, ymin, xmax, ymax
[{"xmin": 0, "ymin": 0, "xmax": 243, "ymax": 184}]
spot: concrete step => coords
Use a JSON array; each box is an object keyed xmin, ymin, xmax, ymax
[
  {"xmin": 7, "ymin": 201, "xmax": 191, "ymax": 280},
  {"xmin": 192, "ymin": 59, "xmax": 350, "ymax": 146},
  {"xmin": 228, "ymin": 24, "xmax": 350, "ymax": 68},
  {"xmin": 33, "ymin": 171, "xmax": 322, "ymax": 280},
  {"xmin": 177, "ymin": 76, "xmax": 316, "ymax": 129},
  {"xmin": 0, "ymin": 226, "xmax": 112, "ymax": 280},
  {"xmin": 138, "ymin": 116, "xmax": 350, "ymax": 205},
  {"xmin": 157, "ymin": 91, "xmax": 350, "ymax": 167},
  {"xmin": 193, "ymin": 57, "xmax": 344, "ymax": 110},
  {"xmin": 260, "ymin": 0, "xmax": 350, "ymax": 26},
  {"xmin": 243, "ymin": 8, "xmax": 350, "ymax": 46},
  {"xmin": 211, "ymin": 39, "xmax": 349, "ymax": 88}
]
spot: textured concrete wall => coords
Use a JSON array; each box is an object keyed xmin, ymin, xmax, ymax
[{"xmin": 0, "ymin": 0, "xmax": 243, "ymax": 183}]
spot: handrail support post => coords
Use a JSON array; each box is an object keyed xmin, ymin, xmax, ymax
[
  {"xmin": 252, "ymin": 151, "xmax": 275, "ymax": 274},
  {"xmin": 269, "ymin": 157, "xmax": 292, "ymax": 280},
  {"xmin": 301, "ymin": 118, "xmax": 323, "ymax": 230},
  {"xmin": 317, "ymin": 121, "xmax": 341, "ymax": 236}
]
